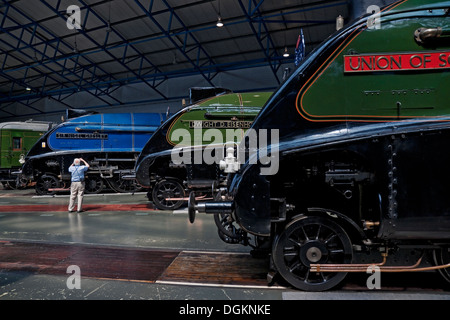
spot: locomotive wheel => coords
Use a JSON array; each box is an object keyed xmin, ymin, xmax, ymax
[
  {"xmin": 432, "ymin": 246, "xmax": 450, "ymax": 284},
  {"xmin": 5, "ymin": 177, "xmax": 28, "ymax": 190},
  {"xmin": 272, "ymin": 215, "xmax": 353, "ymax": 291},
  {"xmin": 108, "ymin": 176, "xmax": 142, "ymax": 193},
  {"xmin": 35, "ymin": 175, "xmax": 60, "ymax": 195},
  {"xmin": 152, "ymin": 179, "xmax": 185, "ymax": 210},
  {"xmin": 85, "ymin": 176, "xmax": 104, "ymax": 194}
]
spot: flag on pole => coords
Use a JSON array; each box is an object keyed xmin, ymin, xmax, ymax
[{"xmin": 294, "ymin": 29, "xmax": 306, "ymax": 67}]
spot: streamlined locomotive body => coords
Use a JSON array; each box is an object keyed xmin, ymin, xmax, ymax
[
  {"xmin": 21, "ymin": 111, "xmax": 167, "ymax": 195},
  {"xmin": 135, "ymin": 92, "xmax": 271, "ymax": 210},
  {"xmin": 188, "ymin": 0, "xmax": 450, "ymax": 291}
]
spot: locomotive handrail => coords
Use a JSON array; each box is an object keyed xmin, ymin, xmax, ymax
[{"xmin": 203, "ymin": 113, "xmax": 257, "ymax": 119}]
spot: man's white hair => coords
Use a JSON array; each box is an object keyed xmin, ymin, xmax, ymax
[{"xmin": 73, "ymin": 158, "xmax": 81, "ymax": 165}]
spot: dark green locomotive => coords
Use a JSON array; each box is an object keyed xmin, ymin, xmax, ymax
[
  {"xmin": 135, "ymin": 91, "xmax": 271, "ymax": 210},
  {"xmin": 186, "ymin": 0, "xmax": 450, "ymax": 291}
]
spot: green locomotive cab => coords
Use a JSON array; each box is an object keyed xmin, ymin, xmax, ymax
[{"xmin": 0, "ymin": 121, "xmax": 53, "ymax": 188}]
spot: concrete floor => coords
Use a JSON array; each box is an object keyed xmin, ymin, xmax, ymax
[
  {"xmin": 0, "ymin": 186, "xmax": 449, "ymax": 303},
  {"xmin": 0, "ymin": 190, "xmax": 249, "ymax": 251}
]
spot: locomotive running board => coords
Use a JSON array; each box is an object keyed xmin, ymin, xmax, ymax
[{"xmin": 310, "ymin": 254, "xmax": 450, "ymax": 273}]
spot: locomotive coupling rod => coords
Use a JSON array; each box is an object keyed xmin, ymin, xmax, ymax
[
  {"xmin": 311, "ymin": 254, "xmax": 450, "ymax": 272},
  {"xmin": 310, "ymin": 254, "xmax": 387, "ymax": 273},
  {"xmin": 166, "ymin": 195, "xmax": 213, "ymax": 201},
  {"xmin": 121, "ymin": 174, "xmax": 136, "ymax": 180}
]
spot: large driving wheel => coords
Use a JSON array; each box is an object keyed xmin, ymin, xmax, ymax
[
  {"xmin": 432, "ymin": 246, "xmax": 450, "ymax": 284},
  {"xmin": 152, "ymin": 179, "xmax": 185, "ymax": 210},
  {"xmin": 272, "ymin": 215, "xmax": 353, "ymax": 291},
  {"xmin": 35, "ymin": 175, "xmax": 60, "ymax": 195},
  {"xmin": 108, "ymin": 176, "xmax": 142, "ymax": 193},
  {"xmin": 85, "ymin": 176, "xmax": 104, "ymax": 194},
  {"xmin": 5, "ymin": 178, "xmax": 27, "ymax": 190}
]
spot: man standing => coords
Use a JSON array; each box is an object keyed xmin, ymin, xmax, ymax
[{"xmin": 68, "ymin": 158, "xmax": 90, "ymax": 213}]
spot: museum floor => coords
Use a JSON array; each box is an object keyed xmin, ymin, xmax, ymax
[{"xmin": 0, "ymin": 186, "xmax": 448, "ymax": 301}]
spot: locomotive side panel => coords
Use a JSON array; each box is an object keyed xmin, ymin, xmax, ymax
[
  {"xmin": 298, "ymin": 3, "xmax": 450, "ymax": 122},
  {"xmin": 267, "ymin": 127, "xmax": 450, "ymax": 241},
  {"xmin": 0, "ymin": 122, "xmax": 52, "ymax": 186},
  {"xmin": 381, "ymin": 129, "xmax": 450, "ymax": 239}
]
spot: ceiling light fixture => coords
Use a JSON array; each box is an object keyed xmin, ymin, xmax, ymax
[
  {"xmin": 283, "ymin": 46, "xmax": 289, "ymax": 58},
  {"xmin": 216, "ymin": 16, "xmax": 224, "ymax": 27},
  {"xmin": 216, "ymin": 0, "xmax": 223, "ymax": 27},
  {"xmin": 25, "ymin": 87, "xmax": 32, "ymax": 91}
]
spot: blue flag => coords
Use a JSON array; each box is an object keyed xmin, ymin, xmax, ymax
[{"xmin": 294, "ymin": 29, "xmax": 306, "ymax": 67}]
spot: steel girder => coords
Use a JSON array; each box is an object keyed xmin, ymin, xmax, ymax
[{"xmin": 0, "ymin": 0, "xmax": 348, "ymax": 119}]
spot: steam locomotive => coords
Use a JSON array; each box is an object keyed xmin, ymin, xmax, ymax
[
  {"xmin": 135, "ymin": 91, "xmax": 271, "ymax": 210},
  {"xmin": 20, "ymin": 110, "xmax": 167, "ymax": 195},
  {"xmin": 0, "ymin": 120, "xmax": 53, "ymax": 188},
  {"xmin": 185, "ymin": 0, "xmax": 450, "ymax": 291}
]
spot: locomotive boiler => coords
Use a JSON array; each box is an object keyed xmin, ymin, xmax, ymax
[
  {"xmin": 21, "ymin": 110, "xmax": 167, "ymax": 195},
  {"xmin": 0, "ymin": 120, "xmax": 53, "ymax": 188},
  {"xmin": 135, "ymin": 91, "xmax": 271, "ymax": 210},
  {"xmin": 187, "ymin": 0, "xmax": 450, "ymax": 291}
]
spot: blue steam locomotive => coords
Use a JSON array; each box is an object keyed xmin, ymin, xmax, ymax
[{"xmin": 20, "ymin": 110, "xmax": 168, "ymax": 195}]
